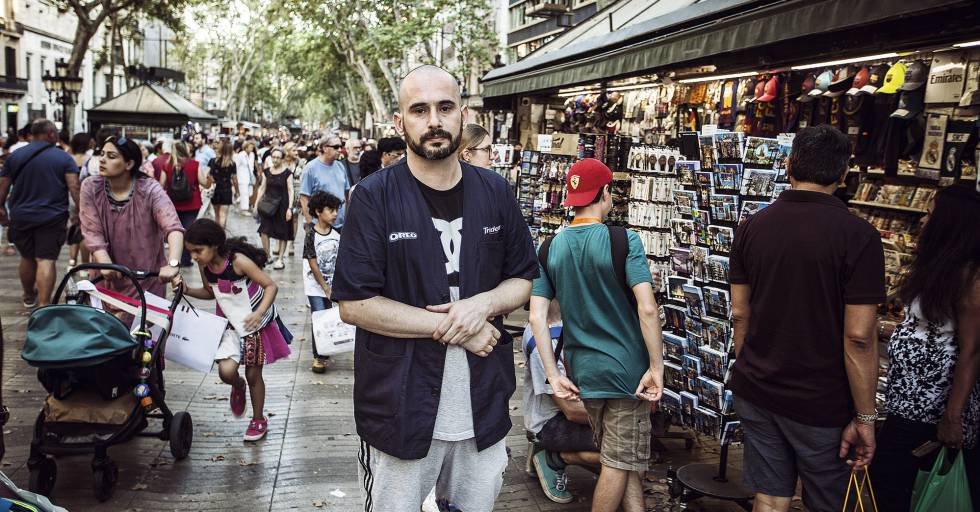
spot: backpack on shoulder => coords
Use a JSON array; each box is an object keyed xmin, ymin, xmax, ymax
[
  {"xmin": 537, "ymin": 224, "xmax": 637, "ymax": 362},
  {"xmin": 168, "ymin": 163, "xmax": 192, "ymax": 203}
]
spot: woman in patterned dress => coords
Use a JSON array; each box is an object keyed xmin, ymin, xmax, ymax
[{"xmin": 871, "ymin": 184, "xmax": 980, "ymax": 510}]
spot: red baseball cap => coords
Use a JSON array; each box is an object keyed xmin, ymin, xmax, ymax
[
  {"xmin": 563, "ymin": 158, "xmax": 613, "ymax": 207},
  {"xmin": 757, "ymin": 75, "xmax": 780, "ymax": 102}
]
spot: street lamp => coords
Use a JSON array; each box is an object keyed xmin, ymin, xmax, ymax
[{"xmin": 42, "ymin": 59, "xmax": 83, "ymax": 136}]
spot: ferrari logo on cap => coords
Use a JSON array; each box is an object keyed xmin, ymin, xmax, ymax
[{"xmin": 570, "ymin": 175, "xmax": 580, "ymax": 189}]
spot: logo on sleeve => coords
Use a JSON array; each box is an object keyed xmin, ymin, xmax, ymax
[{"xmin": 388, "ymin": 232, "xmax": 418, "ymax": 242}]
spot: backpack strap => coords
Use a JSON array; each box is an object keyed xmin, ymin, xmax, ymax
[
  {"xmin": 607, "ymin": 224, "xmax": 638, "ymax": 311},
  {"xmin": 536, "ymin": 235, "xmax": 564, "ymax": 364},
  {"xmin": 7, "ymin": 143, "xmax": 55, "ymax": 185}
]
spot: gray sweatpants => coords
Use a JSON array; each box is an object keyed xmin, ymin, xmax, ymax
[{"xmin": 358, "ymin": 438, "xmax": 508, "ymax": 512}]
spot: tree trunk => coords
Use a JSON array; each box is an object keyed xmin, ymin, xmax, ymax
[
  {"xmin": 349, "ymin": 53, "xmax": 387, "ymax": 124},
  {"xmin": 377, "ymin": 58, "xmax": 398, "ymax": 105}
]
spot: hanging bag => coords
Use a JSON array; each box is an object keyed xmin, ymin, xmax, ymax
[{"xmin": 910, "ymin": 447, "xmax": 974, "ymax": 512}]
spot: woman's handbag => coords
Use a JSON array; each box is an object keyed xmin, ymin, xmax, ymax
[{"xmin": 256, "ymin": 195, "xmax": 279, "ymax": 218}]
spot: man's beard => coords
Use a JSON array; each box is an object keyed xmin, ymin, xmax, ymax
[{"xmin": 406, "ymin": 128, "xmax": 461, "ymax": 161}]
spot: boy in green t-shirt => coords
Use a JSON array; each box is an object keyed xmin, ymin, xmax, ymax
[{"xmin": 529, "ymin": 158, "xmax": 664, "ymax": 512}]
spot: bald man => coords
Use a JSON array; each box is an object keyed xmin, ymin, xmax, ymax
[{"xmin": 333, "ymin": 65, "xmax": 538, "ymax": 511}]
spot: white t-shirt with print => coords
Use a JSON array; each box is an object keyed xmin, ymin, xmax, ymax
[{"xmin": 302, "ymin": 226, "xmax": 341, "ymax": 297}]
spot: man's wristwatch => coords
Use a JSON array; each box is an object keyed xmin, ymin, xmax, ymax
[
  {"xmin": 855, "ymin": 410, "xmax": 879, "ymax": 424},
  {"xmin": 168, "ymin": 259, "xmax": 180, "ymax": 268}
]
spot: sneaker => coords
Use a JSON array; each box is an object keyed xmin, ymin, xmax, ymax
[
  {"xmin": 311, "ymin": 356, "xmax": 328, "ymax": 373},
  {"xmin": 272, "ymin": 259, "xmax": 285, "ymax": 270},
  {"xmin": 230, "ymin": 382, "xmax": 246, "ymax": 418},
  {"xmin": 22, "ymin": 294, "xmax": 37, "ymax": 309},
  {"xmin": 244, "ymin": 417, "xmax": 268, "ymax": 442},
  {"xmin": 532, "ymin": 450, "xmax": 573, "ymax": 504}
]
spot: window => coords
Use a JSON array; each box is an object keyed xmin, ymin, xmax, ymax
[
  {"xmin": 25, "ymin": 53, "xmax": 31, "ymax": 80},
  {"xmin": 40, "ymin": 56, "xmax": 46, "ymax": 78},
  {"xmin": 5, "ymin": 47, "xmax": 15, "ymax": 78}
]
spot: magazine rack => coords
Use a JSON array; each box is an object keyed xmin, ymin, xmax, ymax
[{"xmin": 667, "ymin": 441, "xmax": 752, "ymax": 510}]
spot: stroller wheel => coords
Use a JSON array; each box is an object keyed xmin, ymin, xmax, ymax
[
  {"xmin": 28, "ymin": 457, "xmax": 57, "ymax": 497},
  {"xmin": 169, "ymin": 411, "xmax": 193, "ymax": 460},
  {"xmin": 92, "ymin": 458, "xmax": 118, "ymax": 502}
]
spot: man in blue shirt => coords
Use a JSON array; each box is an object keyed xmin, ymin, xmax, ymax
[
  {"xmin": 333, "ymin": 65, "xmax": 537, "ymax": 512},
  {"xmin": 0, "ymin": 119, "xmax": 80, "ymax": 308},
  {"xmin": 300, "ymin": 136, "xmax": 349, "ymax": 229}
]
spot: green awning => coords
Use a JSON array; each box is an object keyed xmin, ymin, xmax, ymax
[{"xmin": 482, "ymin": 0, "xmax": 971, "ymax": 98}]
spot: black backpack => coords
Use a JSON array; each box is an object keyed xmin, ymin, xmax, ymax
[
  {"xmin": 537, "ymin": 224, "xmax": 636, "ymax": 362},
  {"xmin": 168, "ymin": 162, "xmax": 192, "ymax": 203}
]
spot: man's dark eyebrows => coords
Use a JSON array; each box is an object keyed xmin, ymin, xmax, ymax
[{"xmin": 407, "ymin": 100, "xmax": 457, "ymax": 110}]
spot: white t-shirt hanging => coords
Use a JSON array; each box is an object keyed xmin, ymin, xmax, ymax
[{"xmin": 302, "ymin": 226, "xmax": 341, "ymax": 297}]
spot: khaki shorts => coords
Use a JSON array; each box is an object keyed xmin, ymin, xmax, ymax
[{"xmin": 583, "ymin": 398, "xmax": 651, "ymax": 472}]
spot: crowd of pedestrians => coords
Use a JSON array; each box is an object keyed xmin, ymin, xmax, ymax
[{"xmin": 0, "ymin": 62, "xmax": 977, "ymax": 512}]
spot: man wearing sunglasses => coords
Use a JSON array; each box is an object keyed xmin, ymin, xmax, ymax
[{"xmin": 300, "ymin": 136, "xmax": 350, "ymax": 230}]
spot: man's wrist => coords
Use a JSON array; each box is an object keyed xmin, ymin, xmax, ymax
[{"xmin": 854, "ymin": 409, "xmax": 879, "ymax": 424}]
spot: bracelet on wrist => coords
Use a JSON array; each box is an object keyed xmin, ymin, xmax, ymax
[{"xmin": 855, "ymin": 410, "xmax": 879, "ymax": 424}]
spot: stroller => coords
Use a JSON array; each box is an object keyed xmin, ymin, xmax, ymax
[{"xmin": 21, "ymin": 264, "xmax": 192, "ymax": 502}]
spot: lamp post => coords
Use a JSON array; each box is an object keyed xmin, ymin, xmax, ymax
[{"xmin": 42, "ymin": 59, "xmax": 83, "ymax": 137}]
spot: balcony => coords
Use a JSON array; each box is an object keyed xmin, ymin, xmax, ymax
[
  {"xmin": 525, "ymin": 1, "xmax": 572, "ymax": 18},
  {"xmin": 0, "ymin": 76, "xmax": 28, "ymax": 95}
]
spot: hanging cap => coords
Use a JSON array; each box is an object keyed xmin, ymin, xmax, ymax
[
  {"xmin": 757, "ymin": 75, "xmax": 781, "ymax": 102},
  {"xmin": 890, "ymin": 89, "xmax": 925, "ymax": 119},
  {"xmin": 877, "ymin": 62, "xmax": 907, "ymax": 94},
  {"xmin": 899, "ymin": 60, "xmax": 929, "ymax": 91},
  {"xmin": 825, "ymin": 66, "xmax": 856, "ymax": 97},
  {"xmin": 810, "ymin": 70, "xmax": 833, "ymax": 96},
  {"xmin": 798, "ymin": 74, "xmax": 817, "ymax": 102},
  {"xmin": 860, "ymin": 64, "xmax": 889, "ymax": 94},
  {"xmin": 847, "ymin": 67, "xmax": 870, "ymax": 96},
  {"xmin": 563, "ymin": 158, "xmax": 613, "ymax": 207}
]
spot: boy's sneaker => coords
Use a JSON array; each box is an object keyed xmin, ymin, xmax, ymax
[
  {"xmin": 244, "ymin": 417, "xmax": 268, "ymax": 442},
  {"xmin": 311, "ymin": 356, "xmax": 329, "ymax": 373},
  {"xmin": 532, "ymin": 450, "xmax": 573, "ymax": 503},
  {"xmin": 230, "ymin": 382, "xmax": 246, "ymax": 417}
]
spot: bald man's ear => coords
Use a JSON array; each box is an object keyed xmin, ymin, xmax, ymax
[
  {"xmin": 461, "ymin": 105, "xmax": 469, "ymax": 123},
  {"xmin": 393, "ymin": 111, "xmax": 405, "ymax": 136}
]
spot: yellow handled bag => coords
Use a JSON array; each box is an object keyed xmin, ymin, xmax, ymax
[{"xmin": 842, "ymin": 466, "xmax": 879, "ymax": 512}]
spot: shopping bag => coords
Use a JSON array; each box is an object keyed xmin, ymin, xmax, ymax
[
  {"xmin": 132, "ymin": 292, "xmax": 228, "ymax": 373},
  {"xmin": 312, "ymin": 308, "xmax": 355, "ymax": 356},
  {"xmin": 842, "ymin": 466, "xmax": 878, "ymax": 512},
  {"xmin": 911, "ymin": 447, "xmax": 974, "ymax": 512}
]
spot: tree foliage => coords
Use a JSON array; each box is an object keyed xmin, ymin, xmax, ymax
[{"xmin": 173, "ymin": 0, "xmax": 499, "ymax": 128}]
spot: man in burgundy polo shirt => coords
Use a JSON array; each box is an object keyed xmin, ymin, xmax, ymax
[{"xmin": 729, "ymin": 125, "xmax": 885, "ymax": 512}]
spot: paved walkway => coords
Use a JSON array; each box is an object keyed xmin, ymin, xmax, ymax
[{"xmin": 1, "ymin": 209, "xmax": 748, "ymax": 511}]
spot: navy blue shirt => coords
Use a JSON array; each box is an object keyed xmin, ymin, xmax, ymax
[
  {"xmin": 332, "ymin": 161, "xmax": 538, "ymax": 459},
  {"xmin": 0, "ymin": 142, "xmax": 78, "ymax": 225}
]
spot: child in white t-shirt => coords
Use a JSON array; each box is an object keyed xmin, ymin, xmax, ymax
[{"xmin": 302, "ymin": 191, "xmax": 341, "ymax": 374}]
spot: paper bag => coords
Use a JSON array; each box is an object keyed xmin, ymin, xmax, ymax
[
  {"xmin": 312, "ymin": 308, "xmax": 356, "ymax": 356},
  {"xmin": 133, "ymin": 292, "xmax": 227, "ymax": 373}
]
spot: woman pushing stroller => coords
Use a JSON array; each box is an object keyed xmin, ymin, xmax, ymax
[{"xmin": 174, "ymin": 219, "xmax": 292, "ymax": 441}]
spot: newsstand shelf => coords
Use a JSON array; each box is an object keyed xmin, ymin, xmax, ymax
[{"xmin": 848, "ymin": 200, "xmax": 928, "ymax": 214}]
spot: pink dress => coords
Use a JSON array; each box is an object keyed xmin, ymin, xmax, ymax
[
  {"xmin": 204, "ymin": 256, "xmax": 291, "ymax": 366},
  {"xmin": 79, "ymin": 176, "xmax": 184, "ymax": 299}
]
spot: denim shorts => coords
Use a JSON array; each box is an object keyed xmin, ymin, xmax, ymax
[
  {"xmin": 308, "ymin": 295, "xmax": 332, "ymax": 312},
  {"xmin": 735, "ymin": 395, "xmax": 851, "ymax": 512}
]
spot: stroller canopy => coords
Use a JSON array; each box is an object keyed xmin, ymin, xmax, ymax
[{"xmin": 23, "ymin": 305, "xmax": 136, "ymax": 368}]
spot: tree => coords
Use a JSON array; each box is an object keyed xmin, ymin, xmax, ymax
[{"xmin": 54, "ymin": 0, "xmax": 193, "ymax": 131}]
